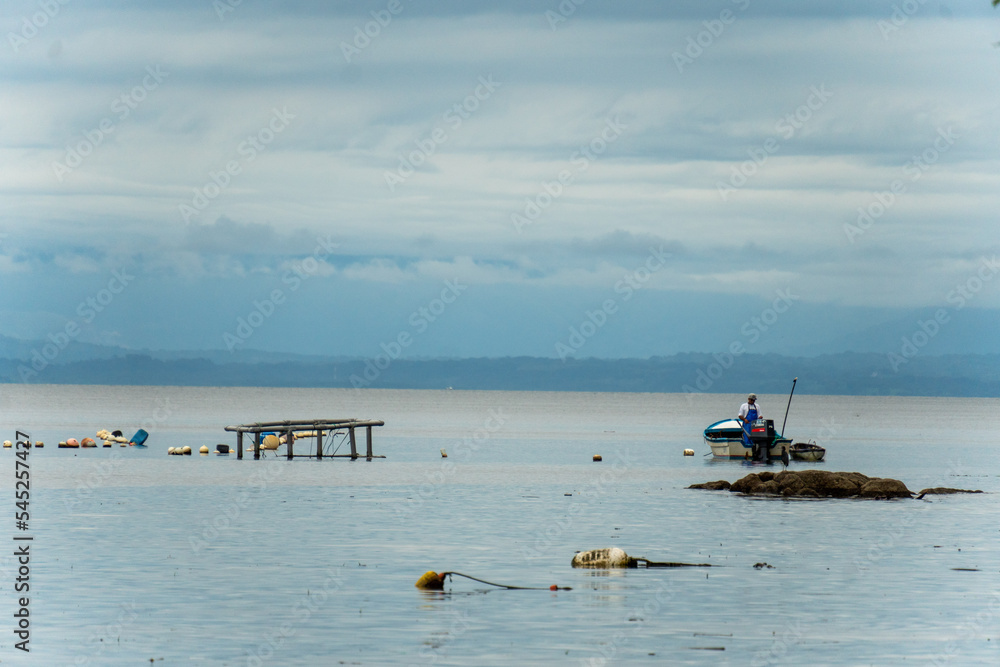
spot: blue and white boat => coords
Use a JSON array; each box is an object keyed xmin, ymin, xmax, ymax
[{"xmin": 703, "ymin": 418, "xmax": 791, "ymax": 461}]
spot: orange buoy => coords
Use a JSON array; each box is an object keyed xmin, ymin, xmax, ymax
[{"xmin": 415, "ymin": 571, "xmax": 446, "ymax": 590}]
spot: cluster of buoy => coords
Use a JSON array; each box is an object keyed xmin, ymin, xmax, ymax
[
  {"xmin": 168, "ymin": 445, "xmax": 231, "ymax": 456},
  {"xmin": 0, "ymin": 440, "xmax": 39, "ymax": 448},
  {"xmin": 96, "ymin": 429, "xmax": 131, "ymax": 446},
  {"xmin": 58, "ymin": 435, "xmax": 125, "ymax": 448}
]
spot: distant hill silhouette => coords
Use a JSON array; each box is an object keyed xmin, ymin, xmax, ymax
[{"xmin": 1, "ymin": 336, "xmax": 997, "ymax": 397}]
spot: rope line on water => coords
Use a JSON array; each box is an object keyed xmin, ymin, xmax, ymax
[
  {"xmin": 415, "ymin": 571, "xmax": 571, "ymax": 591},
  {"xmin": 444, "ymin": 572, "xmax": 570, "ymax": 590},
  {"xmin": 634, "ymin": 559, "xmax": 713, "ymax": 568}
]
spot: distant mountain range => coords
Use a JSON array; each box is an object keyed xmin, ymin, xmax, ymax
[{"xmin": 1, "ymin": 334, "xmax": 998, "ymax": 396}]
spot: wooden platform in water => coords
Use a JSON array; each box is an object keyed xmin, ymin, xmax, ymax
[{"xmin": 224, "ymin": 419, "xmax": 385, "ymax": 460}]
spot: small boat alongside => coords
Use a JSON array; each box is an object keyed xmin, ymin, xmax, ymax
[{"xmin": 789, "ymin": 441, "xmax": 826, "ymax": 462}]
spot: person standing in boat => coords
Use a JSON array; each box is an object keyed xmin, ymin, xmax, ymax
[{"xmin": 738, "ymin": 393, "xmax": 766, "ymax": 461}]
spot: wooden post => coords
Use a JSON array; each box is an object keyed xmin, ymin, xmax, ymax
[
  {"xmin": 366, "ymin": 426, "xmax": 373, "ymax": 461},
  {"xmin": 316, "ymin": 429, "xmax": 323, "ymax": 459},
  {"xmin": 237, "ymin": 431, "xmax": 243, "ymax": 460},
  {"xmin": 286, "ymin": 430, "xmax": 293, "ymax": 460},
  {"xmin": 254, "ymin": 431, "xmax": 261, "ymax": 460},
  {"xmin": 349, "ymin": 427, "xmax": 357, "ymax": 460}
]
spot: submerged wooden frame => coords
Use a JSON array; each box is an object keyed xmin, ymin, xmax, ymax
[{"xmin": 224, "ymin": 419, "xmax": 385, "ymax": 461}]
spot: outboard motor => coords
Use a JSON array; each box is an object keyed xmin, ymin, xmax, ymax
[{"xmin": 749, "ymin": 419, "xmax": 775, "ymax": 462}]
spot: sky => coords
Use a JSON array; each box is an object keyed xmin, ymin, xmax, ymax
[{"xmin": 1, "ymin": 0, "xmax": 999, "ymax": 361}]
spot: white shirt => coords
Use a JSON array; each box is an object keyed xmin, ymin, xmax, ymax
[{"xmin": 738, "ymin": 402, "xmax": 763, "ymax": 422}]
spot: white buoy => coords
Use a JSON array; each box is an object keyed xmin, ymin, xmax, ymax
[
  {"xmin": 34, "ymin": 441, "xmax": 44, "ymax": 448},
  {"xmin": 167, "ymin": 447, "xmax": 175, "ymax": 455},
  {"xmin": 182, "ymin": 446, "xmax": 192, "ymax": 455},
  {"xmin": 2, "ymin": 440, "xmax": 11, "ymax": 448},
  {"xmin": 571, "ymin": 547, "xmax": 637, "ymax": 568},
  {"xmin": 199, "ymin": 446, "xmax": 209, "ymax": 455},
  {"xmin": 683, "ymin": 449, "xmax": 695, "ymax": 456}
]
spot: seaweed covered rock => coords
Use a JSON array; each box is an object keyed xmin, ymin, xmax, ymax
[
  {"xmin": 754, "ymin": 480, "xmax": 781, "ymax": 496},
  {"xmin": 730, "ymin": 474, "xmax": 763, "ymax": 495},
  {"xmin": 792, "ymin": 470, "xmax": 864, "ymax": 497},
  {"xmin": 858, "ymin": 478, "xmax": 913, "ymax": 499},
  {"xmin": 691, "ymin": 470, "xmax": 918, "ymax": 500},
  {"xmin": 915, "ymin": 487, "xmax": 984, "ymax": 499},
  {"xmin": 687, "ymin": 480, "xmax": 731, "ymax": 491}
]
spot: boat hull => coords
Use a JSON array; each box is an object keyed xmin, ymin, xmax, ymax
[{"xmin": 706, "ymin": 437, "xmax": 792, "ymax": 460}]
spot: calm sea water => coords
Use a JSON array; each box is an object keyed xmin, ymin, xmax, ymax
[{"xmin": 0, "ymin": 385, "xmax": 997, "ymax": 666}]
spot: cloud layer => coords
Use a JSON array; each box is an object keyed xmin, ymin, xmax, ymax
[{"xmin": 1, "ymin": 1, "xmax": 998, "ymax": 357}]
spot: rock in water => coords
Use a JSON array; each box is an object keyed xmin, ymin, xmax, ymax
[
  {"xmin": 691, "ymin": 470, "xmax": 916, "ymax": 499},
  {"xmin": 915, "ymin": 487, "xmax": 983, "ymax": 499},
  {"xmin": 858, "ymin": 478, "xmax": 913, "ymax": 499},
  {"xmin": 687, "ymin": 480, "xmax": 731, "ymax": 491}
]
